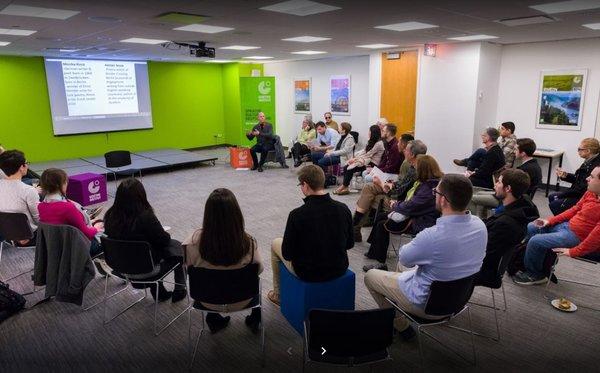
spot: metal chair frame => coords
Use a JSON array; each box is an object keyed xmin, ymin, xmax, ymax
[
  {"xmin": 545, "ymin": 255, "xmax": 600, "ymax": 311},
  {"xmin": 0, "ymin": 212, "xmax": 37, "ymax": 295}
]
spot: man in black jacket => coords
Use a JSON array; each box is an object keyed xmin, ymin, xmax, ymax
[
  {"xmin": 247, "ymin": 112, "xmax": 274, "ymax": 172},
  {"xmin": 549, "ymin": 138, "xmax": 600, "ymax": 215},
  {"xmin": 476, "ymin": 169, "xmax": 539, "ymax": 286},
  {"xmin": 516, "ymin": 138, "xmax": 542, "ymax": 197},
  {"xmin": 268, "ymin": 165, "xmax": 354, "ymax": 305},
  {"xmin": 466, "ymin": 127, "xmax": 505, "ymax": 189}
]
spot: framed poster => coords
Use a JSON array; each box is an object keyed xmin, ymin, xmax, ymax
[
  {"xmin": 330, "ymin": 75, "xmax": 351, "ymax": 115},
  {"xmin": 536, "ymin": 70, "xmax": 587, "ymax": 131},
  {"xmin": 294, "ymin": 78, "xmax": 311, "ymax": 113}
]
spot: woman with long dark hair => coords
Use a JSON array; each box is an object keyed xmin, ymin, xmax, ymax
[
  {"xmin": 334, "ymin": 124, "xmax": 384, "ymax": 195},
  {"xmin": 183, "ymin": 188, "xmax": 263, "ymax": 334},
  {"xmin": 103, "ymin": 178, "xmax": 187, "ymax": 303}
]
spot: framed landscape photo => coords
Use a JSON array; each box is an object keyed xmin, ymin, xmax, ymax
[
  {"xmin": 330, "ymin": 75, "xmax": 351, "ymax": 115},
  {"xmin": 536, "ymin": 69, "xmax": 587, "ymax": 131},
  {"xmin": 293, "ymin": 78, "xmax": 311, "ymax": 113}
]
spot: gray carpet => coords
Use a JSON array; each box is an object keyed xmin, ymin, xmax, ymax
[{"xmin": 1, "ymin": 147, "xmax": 599, "ymax": 372}]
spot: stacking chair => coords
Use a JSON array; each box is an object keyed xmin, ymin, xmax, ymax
[
  {"xmin": 302, "ymin": 308, "xmax": 394, "ymax": 371},
  {"xmin": 0, "ymin": 212, "xmax": 36, "ymax": 289},
  {"xmin": 385, "ymin": 273, "xmax": 478, "ymax": 368},
  {"xmin": 101, "ymin": 237, "xmax": 187, "ymax": 335},
  {"xmin": 187, "ymin": 264, "xmax": 264, "ymax": 368},
  {"xmin": 104, "ymin": 150, "xmax": 142, "ymax": 179}
]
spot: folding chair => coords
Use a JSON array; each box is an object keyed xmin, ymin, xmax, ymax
[{"xmin": 0, "ymin": 212, "xmax": 36, "ymax": 293}]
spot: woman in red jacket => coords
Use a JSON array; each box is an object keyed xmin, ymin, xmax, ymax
[{"xmin": 38, "ymin": 168, "xmax": 103, "ymax": 256}]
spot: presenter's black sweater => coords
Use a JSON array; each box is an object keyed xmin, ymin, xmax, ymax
[
  {"xmin": 470, "ymin": 144, "xmax": 505, "ymax": 189},
  {"xmin": 281, "ymin": 193, "xmax": 354, "ymax": 282}
]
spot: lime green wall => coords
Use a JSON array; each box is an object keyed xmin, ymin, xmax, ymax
[{"xmin": 0, "ymin": 56, "xmax": 260, "ymax": 162}]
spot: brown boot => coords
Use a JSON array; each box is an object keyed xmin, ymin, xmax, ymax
[{"xmin": 353, "ymin": 226, "xmax": 362, "ymax": 242}]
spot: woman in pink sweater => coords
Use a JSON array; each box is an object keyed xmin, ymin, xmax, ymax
[{"xmin": 38, "ymin": 168, "xmax": 103, "ymax": 256}]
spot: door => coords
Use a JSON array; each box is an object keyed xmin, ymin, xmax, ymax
[{"xmin": 380, "ymin": 51, "xmax": 418, "ymax": 135}]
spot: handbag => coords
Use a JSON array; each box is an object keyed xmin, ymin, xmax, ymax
[{"xmin": 0, "ymin": 280, "xmax": 26, "ymax": 323}]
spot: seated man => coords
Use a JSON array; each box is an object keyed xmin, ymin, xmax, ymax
[
  {"xmin": 454, "ymin": 121, "xmax": 516, "ymax": 170},
  {"xmin": 311, "ymin": 122, "xmax": 355, "ymax": 171},
  {"xmin": 0, "ymin": 150, "xmax": 40, "ymax": 245},
  {"xmin": 476, "ymin": 169, "xmax": 539, "ymax": 286},
  {"xmin": 268, "ymin": 165, "xmax": 353, "ymax": 305},
  {"xmin": 465, "ymin": 127, "xmax": 505, "ymax": 189},
  {"xmin": 353, "ymin": 138, "xmax": 425, "ymax": 242},
  {"xmin": 309, "ymin": 121, "xmax": 341, "ymax": 161},
  {"xmin": 247, "ymin": 112, "xmax": 274, "ymax": 173},
  {"xmin": 364, "ymin": 174, "xmax": 487, "ymax": 339},
  {"xmin": 514, "ymin": 166, "xmax": 600, "ymax": 285},
  {"xmin": 549, "ymin": 137, "xmax": 600, "ymax": 215},
  {"xmin": 469, "ymin": 138, "xmax": 542, "ymax": 218}
]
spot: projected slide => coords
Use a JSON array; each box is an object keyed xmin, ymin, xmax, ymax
[{"xmin": 45, "ymin": 58, "xmax": 153, "ymax": 135}]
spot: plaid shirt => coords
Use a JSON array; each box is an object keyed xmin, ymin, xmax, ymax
[{"xmin": 498, "ymin": 134, "xmax": 517, "ymax": 168}]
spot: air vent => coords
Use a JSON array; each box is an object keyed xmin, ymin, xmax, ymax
[{"xmin": 497, "ymin": 15, "xmax": 556, "ymax": 27}]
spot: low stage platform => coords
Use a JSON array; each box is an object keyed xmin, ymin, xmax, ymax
[{"xmin": 30, "ymin": 148, "xmax": 217, "ymax": 177}]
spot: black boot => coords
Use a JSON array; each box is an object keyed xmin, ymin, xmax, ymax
[
  {"xmin": 206, "ymin": 313, "xmax": 231, "ymax": 334},
  {"xmin": 245, "ymin": 308, "xmax": 261, "ymax": 334},
  {"xmin": 148, "ymin": 283, "xmax": 172, "ymax": 303}
]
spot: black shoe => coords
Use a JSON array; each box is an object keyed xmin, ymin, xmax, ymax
[
  {"xmin": 294, "ymin": 161, "xmax": 302, "ymax": 167},
  {"xmin": 251, "ymin": 166, "xmax": 258, "ymax": 171},
  {"xmin": 398, "ymin": 325, "xmax": 416, "ymax": 341},
  {"xmin": 281, "ymin": 163, "xmax": 289, "ymax": 169},
  {"xmin": 171, "ymin": 288, "xmax": 187, "ymax": 303},
  {"xmin": 353, "ymin": 226, "xmax": 362, "ymax": 242},
  {"xmin": 363, "ymin": 263, "xmax": 388, "ymax": 272},
  {"xmin": 149, "ymin": 283, "xmax": 172, "ymax": 303},
  {"xmin": 453, "ymin": 159, "xmax": 467, "ymax": 167},
  {"xmin": 364, "ymin": 252, "xmax": 376, "ymax": 260},
  {"xmin": 286, "ymin": 153, "xmax": 293, "ymax": 159},
  {"xmin": 257, "ymin": 166, "xmax": 263, "ymax": 172},
  {"xmin": 206, "ymin": 313, "xmax": 231, "ymax": 334},
  {"xmin": 245, "ymin": 309, "xmax": 261, "ymax": 334}
]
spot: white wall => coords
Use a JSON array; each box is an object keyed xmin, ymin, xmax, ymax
[
  {"xmin": 496, "ymin": 38, "xmax": 600, "ymax": 185},
  {"xmin": 264, "ymin": 56, "xmax": 370, "ymax": 147},
  {"xmin": 414, "ymin": 42, "xmax": 482, "ymax": 172},
  {"xmin": 473, "ymin": 42, "xmax": 502, "ymax": 148}
]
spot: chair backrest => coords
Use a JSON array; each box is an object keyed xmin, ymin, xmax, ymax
[
  {"xmin": 0, "ymin": 212, "xmax": 33, "ymax": 242},
  {"xmin": 101, "ymin": 237, "xmax": 155, "ymax": 275},
  {"xmin": 424, "ymin": 273, "xmax": 477, "ymax": 316},
  {"xmin": 188, "ymin": 264, "xmax": 259, "ymax": 305},
  {"xmin": 306, "ymin": 308, "xmax": 394, "ymax": 359},
  {"xmin": 104, "ymin": 150, "xmax": 132, "ymax": 168},
  {"xmin": 497, "ymin": 243, "xmax": 522, "ymax": 280}
]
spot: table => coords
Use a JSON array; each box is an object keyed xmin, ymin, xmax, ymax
[{"xmin": 533, "ymin": 149, "xmax": 565, "ymax": 197}]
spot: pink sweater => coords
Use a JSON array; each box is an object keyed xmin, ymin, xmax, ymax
[{"xmin": 38, "ymin": 201, "xmax": 98, "ymax": 240}]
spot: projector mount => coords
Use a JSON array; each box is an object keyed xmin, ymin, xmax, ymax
[{"xmin": 160, "ymin": 41, "xmax": 215, "ymax": 58}]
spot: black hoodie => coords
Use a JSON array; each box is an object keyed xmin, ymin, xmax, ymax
[{"xmin": 476, "ymin": 196, "xmax": 540, "ymax": 287}]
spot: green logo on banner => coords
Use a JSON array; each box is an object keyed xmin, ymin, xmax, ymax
[{"xmin": 240, "ymin": 77, "xmax": 276, "ymax": 147}]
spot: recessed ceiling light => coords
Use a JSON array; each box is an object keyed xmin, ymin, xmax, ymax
[
  {"xmin": 205, "ymin": 59, "xmax": 235, "ymax": 63},
  {"xmin": 88, "ymin": 16, "xmax": 122, "ymax": 23},
  {"xmin": 496, "ymin": 15, "xmax": 556, "ymax": 26},
  {"xmin": 220, "ymin": 45, "xmax": 260, "ymax": 50},
  {"xmin": 282, "ymin": 35, "xmax": 331, "ymax": 42},
  {"xmin": 0, "ymin": 4, "xmax": 79, "ymax": 20},
  {"xmin": 243, "ymin": 56, "xmax": 274, "ymax": 60},
  {"xmin": 356, "ymin": 43, "xmax": 399, "ymax": 49},
  {"xmin": 120, "ymin": 37, "xmax": 169, "ymax": 44},
  {"xmin": 375, "ymin": 21, "xmax": 438, "ymax": 32},
  {"xmin": 530, "ymin": 0, "xmax": 600, "ymax": 14},
  {"xmin": 583, "ymin": 22, "xmax": 600, "ymax": 29},
  {"xmin": 0, "ymin": 28, "xmax": 37, "ymax": 36},
  {"xmin": 260, "ymin": 0, "xmax": 340, "ymax": 16},
  {"xmin": 448, "ymin": 34, "xmax": 499, "ymax": 41},
  {"xmin": 291, "ymin": 50, "xmax": 327, "ymax": 55},
  {"xmin": 174, "ymin": 24, "xmax": 234, "ymax": 33},
  {"xmin": 0, "ymin": 41, "xmax": 11, "ymax": 46}
]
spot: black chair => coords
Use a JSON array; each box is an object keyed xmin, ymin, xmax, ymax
[
  {"xmin": 471, "ymin": 243, "xmax": 520, "ymax": 341},
  {"xmin": 187, "ymin": 264, "xmax": 264, "ymax": 368},
  {"xmin": 385, "ymin": 273, "xmax": 478, "ymax": 368},
  {"xmin": 104, "ymin": 150, "xmax": 142, "ymax": 179},
  {"xmin": 0, "ymin": 212, "xmax": 35, "ymax": 286},
  {"xmin": 302, "ymin": 308, "xmax": 394, "ymax": 371},
  {"xmin": 101, "ymin": 237, "xmax": 187, "ymax": 335}
]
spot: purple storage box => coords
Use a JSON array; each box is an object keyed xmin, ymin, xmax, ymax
[{"xmin": 66, "ymin": 173, "xmax": 108, "ymax": 207}]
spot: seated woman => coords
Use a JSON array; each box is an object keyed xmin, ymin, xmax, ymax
[
  {"xmin": 103, "ymin": 178, "xmax": 186, "ymax": 303},
  {"xmin": 290, "ymin": 119, "xmax": 316, "ymax": 167},
  {"xmin": 364, "ymin": 155, "xmax": 443, "ymax": 271},
  {"xmin": 311, "ymin": 122, "xmax": 355, "ymax": 171},
  {"xmin": 38, "ymin": 168, "xmax": 103, "ymax": 256},
  {"xmin": 334, "ymin": 125, "xmax": 384, "ymax": 195},
  {"xmin": 183, "ymin": 188, "xmax": 263, "ymax": 334}
]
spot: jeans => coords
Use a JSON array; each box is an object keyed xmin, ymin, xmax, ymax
[
  {"xmin": 90, "ymin": 239, "xmax": 103, "ymax": 257},
  {"xmin": 524, "ymin": 222, "xmax": 580, "ymax": 277},
  {"xmin": 250, "ymin": 143, "xmax": 274, "ymax": 167},
  {"xmin": 311, "ymin": 152, "xmax": 340, "ymax": 170},
  {"xmin": 548, "ymin": 192, "xmax": 579, "ymax": 216},
  {"xmin": 462, "ymin": 148, "xmax": 487, "ymax": 171}
]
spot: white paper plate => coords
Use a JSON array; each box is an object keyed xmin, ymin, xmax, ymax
[
  {"xmin": 162, "ymin": 226, "xmax": 171, "ymax": 232},
  {"xmin": 551, "ymin": 299, "xmax": 577, "ymax": 312}
]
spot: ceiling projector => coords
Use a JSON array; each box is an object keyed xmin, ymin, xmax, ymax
[{"xmin": 162, "ymin": 41, "xmax": 215, "ymax": 58}]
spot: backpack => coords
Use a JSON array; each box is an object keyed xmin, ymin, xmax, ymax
[
  {"xmin": 0, "ymin": 280, "xmax": 26, "ymax": 323},
  {"xmin": 324, "ymin": 174, "xmax": 338, "ymax": 188},
  {"xmin": 507, "ymin": 241, "xmax": 558, "ymax": 283}
]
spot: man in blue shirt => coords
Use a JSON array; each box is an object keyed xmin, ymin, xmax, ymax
[{"xmin": 364, "ymin": 174, "xmax": 487, "ymax": 340}]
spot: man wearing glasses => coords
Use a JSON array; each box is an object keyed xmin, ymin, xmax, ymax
[
  {"xmin": 549, "ymin": 137, "xmax": 600, "ymax": 215},
  {"xmin": 0, "ymin": 149, "xmax": 40, "ymax": 245},
  {"xmin": 324, "ymin": 112, "xmax": 339, "ymax": 132},
  {"xmin": 364, "ymin": 174, "xmax": 486, "ymax": 340}
]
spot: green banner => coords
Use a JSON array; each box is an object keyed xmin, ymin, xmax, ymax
[{"xmin": 239, "ymin": 77, "xmax": 276, "ymax": 147}]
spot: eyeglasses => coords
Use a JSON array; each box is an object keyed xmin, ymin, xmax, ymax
[
  {"xmin": 432, "ymin": 189, "xmax": 445, "ymax": 197},
  {"xmin": 577, "ymin": 148, "xmax": 588, "ymax": 151}
]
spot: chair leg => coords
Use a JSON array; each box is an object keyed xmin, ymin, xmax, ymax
[
  {"xmin": 103, "ymin": 279, "xmax": 146, "ymax": 325},
  {"xmin": 416, "ymin": 326, "xmax": 425, "ymax": 370},
  {"xmin": 501, "ymin": 281, "xmax": 507, "ymax": 311},
  {"xmin": 491, "ymin": 289, "xmax": 500, "ymax": 341},
  {"xmin": 467, "ymin": 307, "xmax": 477, "ymax": 366},
  {"xmin": 261, "ymin": 307, "xmax": 266, "ymax": 367},
  {"xmin": 190, "ymin": 311, "xmax": 205, "ymax": 369}
]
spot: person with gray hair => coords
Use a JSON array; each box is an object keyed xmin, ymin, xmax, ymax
[{"xmin": 464, "ymin": 127, "xmax": 505, "ymax": 189}]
